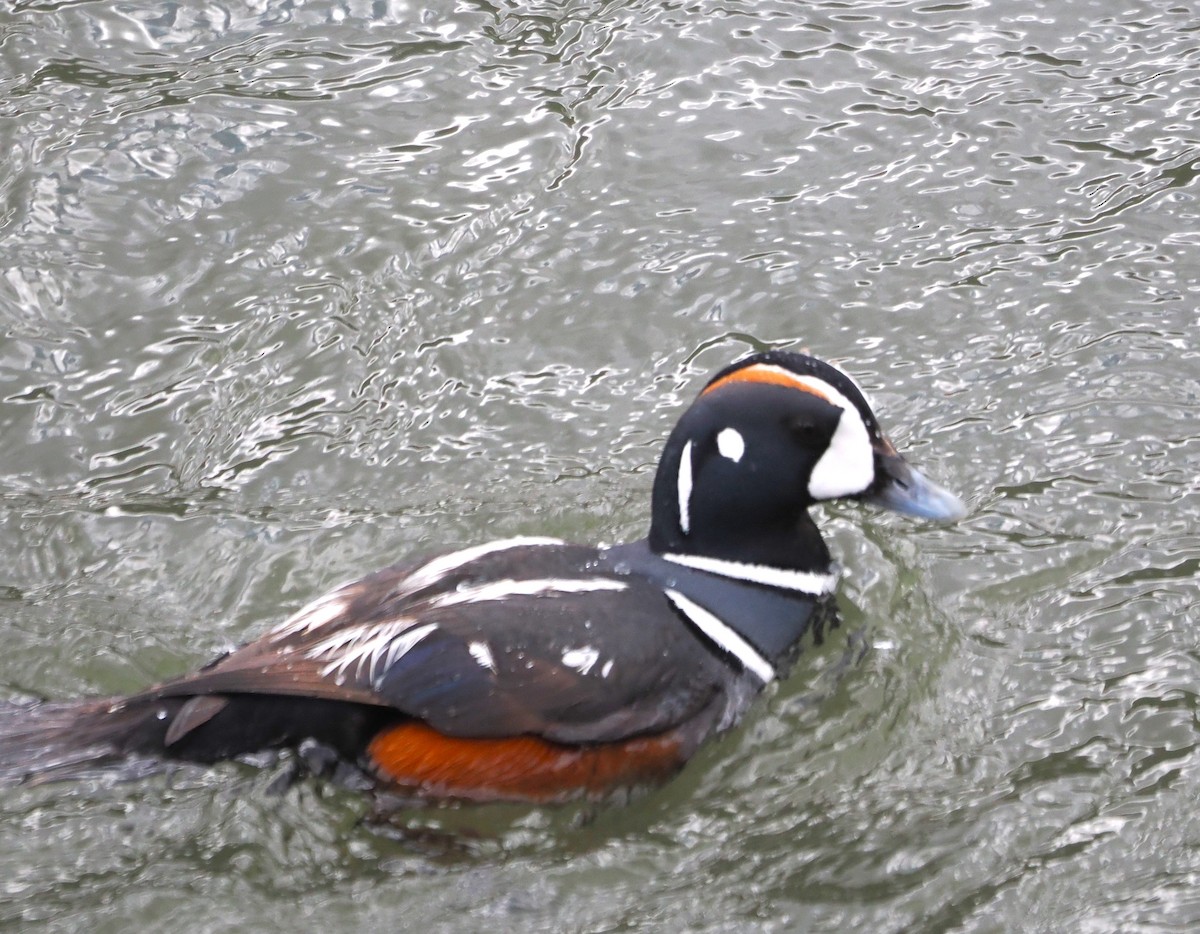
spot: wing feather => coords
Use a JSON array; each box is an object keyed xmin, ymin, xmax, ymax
[{"xmin": 141, "ymin": 550, "xmax": 728, "ymax": 745}]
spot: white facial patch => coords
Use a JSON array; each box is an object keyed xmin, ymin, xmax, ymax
[
  {"xmin": 793, "ymin": 375, "xmax": 875, "ymax": 500},
  {"xmin": 716, "ymin": 427, "xmax": 745, "ymax": 463},
  {"xmin": 677, "ymin": 439, "xmax": 694, "ymax": 535}
]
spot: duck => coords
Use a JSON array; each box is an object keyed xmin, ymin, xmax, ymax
[{"xmin": 0, "ymin": 350, "xmax": 965, "ymax": 803}]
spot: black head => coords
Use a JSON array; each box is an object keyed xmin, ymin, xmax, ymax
[{"xmin": 648, "ymin": 350, "xmax": 965, "ymax": 573}]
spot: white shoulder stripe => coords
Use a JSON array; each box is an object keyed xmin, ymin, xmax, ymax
[
  {"xmin": 428, "ymin": 577, "xmax": 627, "ymax": 609},
  {"xmin": 401, "ymin": 536, "xmax": 565, "ymax": 593},
  {"xmin": 665, "ymin": 589, "xmax": 775, "ymax": 683},
  {"xmin": 662, "ymin": 552, "xmax": 840, "ymax": 595},
  {"xmin": 271, "ymin": 537, "xmax": 568, "ymax": 641}
]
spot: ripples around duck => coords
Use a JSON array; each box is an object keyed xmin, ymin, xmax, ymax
[{"xmin": 1, "ymin": 1, "xmax": 1198, "ymax": 931}]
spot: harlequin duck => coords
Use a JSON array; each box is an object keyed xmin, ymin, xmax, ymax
[{"xmin": 0, "ymin": 351, "xmax": 965, "ymax": 803}]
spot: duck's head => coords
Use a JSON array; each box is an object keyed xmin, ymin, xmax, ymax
[{"xmin": 649, "ymin": 350, "xmax": 966, "ymax": 572}]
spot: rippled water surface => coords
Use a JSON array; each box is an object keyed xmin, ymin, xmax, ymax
[{"xmin": 2, "ymin": 1, "xmax": 1198, "ymax": 931}]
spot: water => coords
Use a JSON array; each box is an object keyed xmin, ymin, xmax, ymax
[{"xmin": 2, "ymin": 1, "xmax": 1198, "ymax": 930}]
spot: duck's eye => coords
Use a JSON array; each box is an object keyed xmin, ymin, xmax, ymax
[{"xmin": 788, "ymin": 415, "xmax": 826, "ymax": 443}]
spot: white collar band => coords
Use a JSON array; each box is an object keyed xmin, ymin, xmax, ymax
[{"xmin": 661, "ymin": 552, "xmax": 840, "ymax": 596}]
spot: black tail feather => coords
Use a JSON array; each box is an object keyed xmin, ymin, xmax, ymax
[
  {"xmin": 0, "ymin": 696, "xmax": 183, "ymax": 785},
  {"xmin": 0, "ymin": 692, "xmax": 392, "ymax": 786}
]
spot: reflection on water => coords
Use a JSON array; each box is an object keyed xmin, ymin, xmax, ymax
[{"xmin": 2, "ymin": 1, "xmax": 1199, "ymax": 931}]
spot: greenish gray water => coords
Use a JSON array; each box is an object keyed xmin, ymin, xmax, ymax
[{"xmin": 1, "ymin": 1, "xmax": 1198, "ymax": 931}]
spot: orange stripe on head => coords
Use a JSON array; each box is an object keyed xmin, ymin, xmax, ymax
[
  {"xmin": 367, "ymin": 720, "xmax": 686, "ymax": 804},
  {"xmin": 701, "ymin": 363, "xmax": 833, "ymax": 404}
]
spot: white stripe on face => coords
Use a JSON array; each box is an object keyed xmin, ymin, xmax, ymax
[{"xmin": 677, "ymin": 439, "xmax": 694, "ymax": 535}]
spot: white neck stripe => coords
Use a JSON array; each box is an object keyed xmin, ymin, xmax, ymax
[
  {"xmin": 665, "ymin": 590, "xmax": 775, "ymax": 683},
  {"xmin": 662, "ymin": 552, "xmax": 840, "ymax": 595}
]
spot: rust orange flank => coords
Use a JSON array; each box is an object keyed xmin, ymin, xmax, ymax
[{"xmin": 366, "ymin": 721, "xmax": 687, "ymax": 803}]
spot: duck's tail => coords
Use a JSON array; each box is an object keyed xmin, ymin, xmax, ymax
[
  {"xmin": 0, "ymin": 691, "xmax": 391, "ymax": 787},
  {"xmin": 0, "ymin": 695, "xmax": 180, "ymax": 785}
]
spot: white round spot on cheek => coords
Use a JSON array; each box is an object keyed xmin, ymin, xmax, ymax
[{"xmin": 716, "ymin": 427, "xmax": 745, "ymax": 463}]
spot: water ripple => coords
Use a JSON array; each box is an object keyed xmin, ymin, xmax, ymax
[{"xmin": 2, "ymin": 1, "xmax": 1200, "ymax": 931}]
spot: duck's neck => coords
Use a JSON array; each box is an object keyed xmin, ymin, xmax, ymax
[{"xmin": 647, "ymin": 504, "xmax": 834, "ymax": 576}]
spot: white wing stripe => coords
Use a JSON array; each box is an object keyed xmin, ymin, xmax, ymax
[
  {"xmin": 377, "ymin": 624, "xmax": 439, "ymax": 684},
  {"xmin": 307, "ymin": 620, "xmax": 437, "ymax": 685}
]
